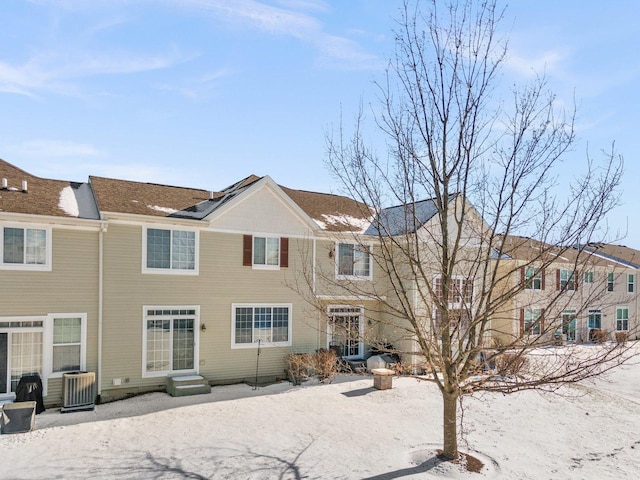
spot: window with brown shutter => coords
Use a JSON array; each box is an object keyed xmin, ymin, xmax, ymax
[
  {"xmin": 280, "ymin": 237, "xmax": 289, "ymax": 268},
  {"xmin": 243, "ymin": 235, "xmax": 252, "ymax": 266}
]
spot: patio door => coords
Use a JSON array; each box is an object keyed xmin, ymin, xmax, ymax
[
  {"xmin": 562, "ymin": 312, "xmax": 577, "ymax": 342},
  {"xmin": 0, "ymin": 328, "xmax": 43, "ymax": 395},
  {"xmin": 327, "ymin": 306, "xmax": 363, "ymax": 359}
]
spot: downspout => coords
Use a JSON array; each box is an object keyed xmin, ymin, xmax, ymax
[
  {"xmin": 313, "ymin": 238, "xmax": 320, "ymax": 349},
  {"xmin": 412, "ymin": 278, "xmax": 418, "ymax": 374},
  {"xmin": 97, "ymin": 222, "xmax": 106, "ymax": 401}
]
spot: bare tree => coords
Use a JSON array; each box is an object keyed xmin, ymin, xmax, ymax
[{"xmin": 320, "ymin": 0, "xmax": 628, "ymax": 462}]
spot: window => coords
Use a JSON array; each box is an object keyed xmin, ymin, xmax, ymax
[
  {"xmin": 143, "ymin": 307, "xmax": 198, "ymax": 376},
  {"xmin": 559, "ymin": 269, "xmax": 575, "ymax": 291},
  {"xmin": 588, "ymin": 309, "xmax": 602, "ymax": 329},
  {"xmin": 524, "ymin": 267, "xmax": 543, "ymax": 290},
  {"xmin": 144, "ymin": 227, "xmax": 198, "ymax": 274},
  {"xmin": 242, "ymin": 235, "xmax": 288, "ymax": 269},
  {"xmin": 607, "ymin": 273, "xmax": 614, "ymax": 292},
  {"xmin": 232, "ymin": 304, "xmax": 291, "ymax": 348},
  {"xmin": 328, "ymin": 306, "xmax": 363, "ymax": 358},
  {"xmin": 0, "ymin": 225, "xmax": 51, "ymax": 270},
  {"xmin": 628, "ymin": 274, "xmax": 635, "ymax": 293},
  {"xmin": 522, "ymin": 308, "xmax": 542, "ymax": 335},
  {"xmin": 336, "ymin": 243, "xmax": 371, "ymax": 279},
  {"xmin": 584, "ymin": 271, "xmax": 594, "ymax": 284},
  {"xmin": 616, "ymin": 307, "xmax": 629, "ymax": 331},
  {"xmin": 52, "ymin": 317, "xmax": 83, "ymax": 373},
  {"xmin": 434, "ymin": 277, "xmax": 473, "ymax": 305},
  {"xmin": 254, "ymin": 236, "xmax": 279, "ymax": 267}
]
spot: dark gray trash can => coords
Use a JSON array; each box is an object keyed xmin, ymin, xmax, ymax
[{"xmin": 1, "ymin": 401, "xmax": 36, "ymax": 434}]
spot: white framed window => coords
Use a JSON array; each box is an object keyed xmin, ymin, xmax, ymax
[
  {"xmin": 434, "ymin": 276, "xmax": 473, "ymax": 306},
  {"xmin": 584, "ymin": 271, "xmax": 594, "ymax": 284},
  {"xmin": 253, "ymin": 236, "xmax": 280, "ymax": 268},
  {"xmin": 0, "ymin": 225, "xmax": 51, "ymax": 271},
  {"xmin": 628, "ymin": 274, "xmax": 635, "ymax": 293},
  {"xmin": 231, "ymin": 304, "xmax": 292, "ymax": 348},
  {"xmin": 524, "ymin": 267, "xmax": 543, "ymax": 290},
  {"xmin": 327, "ymin": 306, "xmax": 364, "ymax": 359},
  {"xmin": 142, "ymin": 306, "xmax": 199, "ymax": 377},
  {"xmin": 616, "ymin": 307, "xmax": 629, "ymax": 331},
  {"xmin": 588, "ymin": 309, "xmax": 602, "ymax": 329},
  {"xmin": 142, "ymin": 226, "xmax": 198, "ymax": 275},
  {"xmin": 47, "ymin": 314, "xmax": 87, "ymax": 377},
  {"xmin": 523, "ymin": 308, "xmax": 542, "ymax": 335},
  {"xmin": 607, "ymin": 273, "xmax": 615, "ymax": 292},
  {"xmin": 559, "ymin": 269, "xmax": 575, "ymax": 291},
  {"xmin": 336, "ymin": 242, "xmax": 372, "ymax": 279}
]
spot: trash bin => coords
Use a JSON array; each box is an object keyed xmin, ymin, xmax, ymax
[
  {"xmin": 15, "ymin": 373, "xmax": 45, "ymax": 414},
  {"xmin": 1, "ymin": 401, "xmax": 36, "ymax": 434}
]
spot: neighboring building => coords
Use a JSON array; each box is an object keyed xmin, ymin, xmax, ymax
[{"xmin": 492, "ymin": 236, "xmax": 639, "ymax": 346}]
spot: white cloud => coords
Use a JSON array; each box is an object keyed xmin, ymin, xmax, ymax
[
  {"xmin": 504, "ymin": 47, "xmax": 568, "ymax": 78},
  {"xmin": 0, "ymin": 47, "xmax": 195, "ymax": 97},
  {"xmin": 171, "ymin": 0, "xmax": 382, "ymax": 69}
]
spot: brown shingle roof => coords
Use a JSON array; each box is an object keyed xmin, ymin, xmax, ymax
[
  {"xmin": 89, "ymin": 176, "xmax": 217, "ymax": 217},
  {"xmin": 0, "ymin": 158, "xmax": 86, "ymax": 218},
  {"xmin": 582, "ymin": 243, "xmax": 640, "ymax": 268},
  {"xmin": 280, "ymin": 186, "xmax": 372, "ymax": 232}
]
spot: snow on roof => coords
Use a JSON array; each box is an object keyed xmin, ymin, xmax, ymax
[
  {"xmin": 148, "ymin": 205, "xmax": 178, "ymax": 214},
  {"xmin": 58, "ymin": 186, "xmax": 80, "ymax": 217},
  {"xmin": 315, "ymin": 213, "xmax": 372, "ymax": 234}
]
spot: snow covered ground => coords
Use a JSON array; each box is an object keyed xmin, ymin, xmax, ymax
[{"xmin": 2, "ymin": 348, "xmax": 640, "ymax": 479}]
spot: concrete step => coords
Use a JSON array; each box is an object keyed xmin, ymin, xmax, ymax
[{"xmin": 167, "ymin": 375, "xmax": 211, "ymax": 397}]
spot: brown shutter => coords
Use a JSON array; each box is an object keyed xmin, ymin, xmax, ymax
[
  {"xmin": 540, "ymin": 308, "xmax": 545, "ymax": 331},
  {"xmin": 280, "ymin": 237, "xmax": 289, "ymax": 268},
  {"xmin": 520, "ymin": 266, "xmax": 525, "ymax": 286},
  {"xmin": 541, "ymin": 268, "xmax": 546, "ymax": 290},
  {"xmin": 243, "ymin": 235, "xmax": 252, "ymax": 266},
  {"xmin": 556, "ymin": 269, "xmax": 560, "ymax": 290},
  {"xmin": 519, "ymin": 308, "xmax": 525, "ymax": 334}
]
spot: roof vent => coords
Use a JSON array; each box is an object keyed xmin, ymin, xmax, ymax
[
  {"xmin": 1, "ymin": 178, "xmax": 6, "ymax": 189},
  {"xmin": 22, "ymin": 180, "xmax": 28, "ymax": 193},
  {"xmin": 209, "ymin": 191, "xmax": 214, "ymax": 201}
]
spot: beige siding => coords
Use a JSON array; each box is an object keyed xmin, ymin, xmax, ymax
[
  {"xmin": 100, "ymin": 224, "xmax": 320, "ymax": 396},
  {"xmin": 0, "ymin": 227, "xmax": 100, "ymax": 405},
  {"xmin": 210, "ymin": 185, "xmax": 313, "ymax": 236}
]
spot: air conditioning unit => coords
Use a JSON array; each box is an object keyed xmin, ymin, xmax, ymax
[{"xmin": 61, "ymin": 371, "xmax": 96, "ymax": 413}]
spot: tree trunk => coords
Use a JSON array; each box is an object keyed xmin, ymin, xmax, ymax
[{"xmin": 442, "ymin": 390, "xmax": 459, "ymax": 460}]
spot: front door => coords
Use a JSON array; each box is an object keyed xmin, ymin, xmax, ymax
[
  {"xmin": 327, "ymin": 307, "xmax": 363, "ymax": 359},
  {"xmin": 562, "ymin": 312, "xmax": 577, "ymax": 342}
]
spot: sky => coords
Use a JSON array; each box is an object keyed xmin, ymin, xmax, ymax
[{"xmin": 0, "ymin": 1, "xmax": 639, "ymax": 245}]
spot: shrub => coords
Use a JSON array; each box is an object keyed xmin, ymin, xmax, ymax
[
  {"xmin": 313, "ymin": 348, "xmax": 338, "ymax": 383},
  {"xmin": 285, "ymin": 353, "xmax": 313, "ymax": 385},
  {"xmin": 615, "ymin": 331, "xmax": 628, "ymax": 344},
  {"xmin": 589, "ymin": 328, "xmax": 608, "ymax": 344},
  {"xmin": 494, "ymin": 352, "xmax": 527, "ymax": 377}
]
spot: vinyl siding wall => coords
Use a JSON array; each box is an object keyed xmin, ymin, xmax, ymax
[
  {"xmin": 0, "ymin": 227, "xmax": 100, "ymax": 405},
  {"xmin": 100, "ymin": 224, "xmax": 319, "ymax": 398}
]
